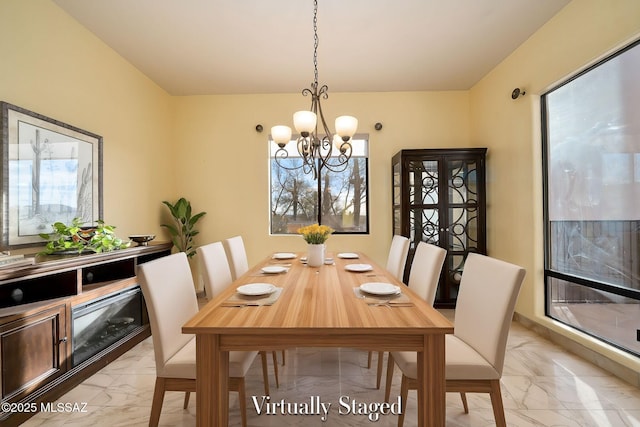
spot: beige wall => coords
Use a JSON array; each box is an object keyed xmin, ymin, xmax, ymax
[
  {"xmin": 173, "ymin": 91, "xmax": 470, "ymax": 268},
  {"xmin": 469, "ymin": 0, "xmax": 640, "ymax": 371},
  {"xmin": 3, "ymin": 0, "xmax": 640, "ymax": 373},
  {"xmin": 0, "ymin": 0, "xmax": 177, "ymax": 242}
]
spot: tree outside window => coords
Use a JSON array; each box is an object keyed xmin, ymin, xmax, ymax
[{"xmin": 270, "ymin": 137, "xmax": 369, "ymax": 234}]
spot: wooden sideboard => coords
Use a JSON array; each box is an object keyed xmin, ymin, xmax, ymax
[{"xmin": 0, "ymin": 242, "xmax": 172, "ymax": 426}]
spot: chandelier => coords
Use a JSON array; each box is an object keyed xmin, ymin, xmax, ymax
[{"xmin": 270, "ymin": 0, "xmax": 358, "ymax": 180}]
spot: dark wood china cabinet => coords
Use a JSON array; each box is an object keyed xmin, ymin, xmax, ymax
[{"xmin": 392, "ymin": 148, "xmax": 487, "ymax": 307}]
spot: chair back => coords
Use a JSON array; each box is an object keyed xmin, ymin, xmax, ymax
[
  {"xmin": 407, "ymin": 242, "xmax": 446, "ymax": 305},
  {"xmin": 197, "ymin": 241, "xmax": 233, "ymax": 299},
  {"xmin": 454, "ymin": 253, "xmax": 526, "ymax": 376},
  {"xmin": 225, "ymin": 235, "xmax": 249, "ymax": 280},
  {"xmin": 137, "ymin": 252, "xmax": 199, "ymax": 374},
  {"xmin": 386, "ymin": 235, "xmax": 410, "ymax": 282}
]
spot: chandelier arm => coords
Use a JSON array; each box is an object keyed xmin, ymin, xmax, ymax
[
  {"xmin": 297, "ymin": 136, "xmax": 309, "ymax": 157},
  {"xmin": 304, "ymin": 156, "xmax": 318, "ymax": 179},
  {"xmin": 316, "ymin": 136, "xmax": 333, "ymax": 164},
  {"xmin": 274, "ymin": 148, "xmax": 305, "ymax": 172},
  {"xmin": 297, "ymin": 135, "xmax": 320, "ymax": 179},
  {"xmin": 336, "ymin": 140, "xmax": 353, "ymax": 155},
  {"xmin": 310, "ymin": 84, "xmax": 320, "ymax": 133},
  {"xmin": 319, "ymin": 155, "xmax": 352, "ymax": 174},
  {"xmin": 317, "ymin": 84, "xmax": 329, "ymax": 100}
]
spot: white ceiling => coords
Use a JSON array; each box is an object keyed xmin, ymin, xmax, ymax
[{"xmin": 52, "ymin": 0, "xmax": 570, "ymax": 96}]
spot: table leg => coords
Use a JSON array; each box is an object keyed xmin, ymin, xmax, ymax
[
  {"xmin": 418, "ymin": 334, "xmax": 446, "ymax": 427},
  {"xmin": 196, "ymin": 334, "xmax": 229, "ymax": 427}
]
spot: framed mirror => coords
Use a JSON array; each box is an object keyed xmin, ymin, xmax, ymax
[{"xmin": 0, "ymin": 102, "xmax": 103, "ymax": 249}]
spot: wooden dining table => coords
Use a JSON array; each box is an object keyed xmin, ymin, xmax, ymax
[{"xmin": 182, "ymin": 251, "xmax": 453, "ymax": 426}]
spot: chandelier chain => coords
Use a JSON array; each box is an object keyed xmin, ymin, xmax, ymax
[{"xmin": 313, "ymin": 0, "xmax": 319, "ymax": 85}]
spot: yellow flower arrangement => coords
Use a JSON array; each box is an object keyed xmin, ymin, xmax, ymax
[{"xmin": 297, "ymin": 224, "xmax": 334, "ymax": 244}]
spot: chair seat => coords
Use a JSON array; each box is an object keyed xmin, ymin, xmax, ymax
[
  {"xmin": 445, "ymin": 335, "xmax": 500, "ymax": 380},
  {"xmin": 159, "ymin": 337, "xmax": 196, "ymax": 379},
  {"xmin": 391, "ymin": 335, "xmax": 500, "ymax": 382},
  {"xmin": 159, "ymin": 337, "xmax": 258, "ymax": 379}
]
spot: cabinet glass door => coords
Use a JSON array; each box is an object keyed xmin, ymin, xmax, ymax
[
  {"xmin": 444, "ymin": 158, "xmax": 482, "ymax": 300},
  {"xmin": 392, "ymin": 162, "xmax": 401, "ymax": 235},
  {"xmin": 408, "ymin": 159, "xmax": 440, "ymax": 245}
]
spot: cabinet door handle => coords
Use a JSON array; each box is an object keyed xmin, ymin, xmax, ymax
[{"xmin": 59, "ymin": 337, "xmax": 68, "ymax": 343}]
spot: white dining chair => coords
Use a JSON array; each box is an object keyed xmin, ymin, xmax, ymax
[
  {"xmin": 198, "ymin": 241, "xmax": 234, "ymax": 300},
  {"xmin": 368, "ymin": 235, "xmax": 411, "ymax": 373},
  {"xmin": 137, "ymin": 252, "xmax": 268, "ymax": 427},
  {"xmin": 385, "ymin": 253, "xmax": 526, "ymax": 427},
  {"xmin": 375, "ymin": 241, "xmax": 446, "ymax": 389},
  {"xmin": 223, "ymin": 235, "xmax": 287, "ymax": 366},
  {"xmin": 197, "ymin": 241, "xmax": 279, "ymax": 388},
  {"xmin": 224, "ymin": 235, "xmax": 250, "ymax": 281},
  {"xmin": 385, "ymin": 235, "xmax": 410, "ymax": 282}
]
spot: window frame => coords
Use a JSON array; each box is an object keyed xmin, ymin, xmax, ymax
[{"xmin": 541, "ymin": 38, "xmax": 640, "ymax": 356}]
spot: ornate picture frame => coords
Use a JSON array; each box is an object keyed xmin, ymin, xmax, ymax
[{"xmin": 0, "ymin": 102, "xmax": 103, "ymax": 249}]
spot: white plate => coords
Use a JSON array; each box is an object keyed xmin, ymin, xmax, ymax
[
  {"xmin": 273, "ymin": 252, "xmax": 296, "ymax": 259},
  {"xmin": 345, "ymin": 263, "xmax": 373, "ymax": 272},
  {"xmin": 236, "ymin": 283, "xmax": 276, "ymax": 296},
  {"xmin": 261, "ymin": 265, "xmax": 288, "ymax": 274},
  {"xmin": 360, "ymin": 282, "xmax": 401, "ymax": 296},
  {"xmin": 337, "ymin": 252, "xmax": 359, "ymax": 259}
]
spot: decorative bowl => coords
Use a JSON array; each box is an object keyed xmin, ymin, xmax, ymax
[{"xmin": 129, "ymin": 234, "xmax": 155, "ymax": 246}]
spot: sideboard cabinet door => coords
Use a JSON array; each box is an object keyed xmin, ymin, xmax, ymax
[
  {"xmin": 1, "ymin": 304, "xmax": 67, "ymax": 401},
  {"xmin": 392, "ymin": 148, "xmax": 487, "ymax": 307}
]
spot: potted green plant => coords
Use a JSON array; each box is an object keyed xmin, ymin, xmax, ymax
[
  {"xmin": 39, "ymin": 218, "xmax": 131, "ymax": 254},
  {"xmin": 161, "ymin": 198, "xmax": 206, "ymax": 258}
]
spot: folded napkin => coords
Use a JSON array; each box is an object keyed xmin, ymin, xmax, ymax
[
  {"xmin": 352, "ymin": 287, "xmax": 413, "ymax": 306},
  {"xmin": 221, "ymin": 287, "xmax": 283, "ymax": 307}
]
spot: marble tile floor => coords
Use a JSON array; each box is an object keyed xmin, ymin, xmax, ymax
[{"xmin": 22, "ymin": 309, "xmax": 640, "ymax": 427}]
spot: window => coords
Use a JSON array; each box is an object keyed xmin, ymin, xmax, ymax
[
  {"xmin": 542, "ymin": 39, "xmax": 640, "ymax": 356},
  {"xmin": 269, "ymin": 136, "xmax": 369, "ymax": 234}
]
